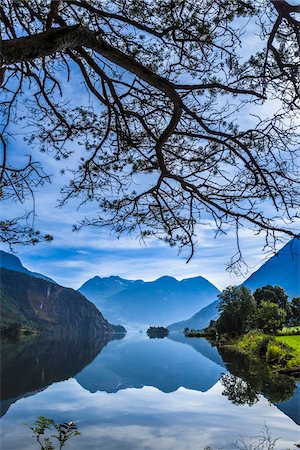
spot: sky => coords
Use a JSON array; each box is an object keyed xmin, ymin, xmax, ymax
[
  {"xmin": 1, "ymin": 121, "xmax": 293, "ymax": 291},
  {"xmin": 1, "ymin": 9, "xmax": 299, "ymax": 291},
  {"xmin": 1, "ymin": 146, "xmax": 292, "ymax": 291}
]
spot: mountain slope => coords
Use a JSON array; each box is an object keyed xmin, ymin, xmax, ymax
[
  {"xmin": 79, "ymin": 275, "xmax": 220, "ymax": 327},
  {"xmin": 168, "ymin": 299, "xmax": 219, "ymax": 332},
  {"xmin": 0, "ymin": 251, "xmax": 56, "ymax": 284},
  {"xmin": 0, "ymin": 268, "xmax": 120, "ymax": 336},
  {"xmin": 169, "ymin": 237, "xmax": 300, "ymax": 331},
  {"xmin": 243, "ymin": 237, "xmax": 300, "ymax": 298}
]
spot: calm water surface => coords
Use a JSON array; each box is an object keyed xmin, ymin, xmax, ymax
[{"xmin": 0, "ymin": 333, "xmax": 299, "ymax": 449}]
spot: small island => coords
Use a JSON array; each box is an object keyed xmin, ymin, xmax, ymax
[{"xmin": 147, "ymin": 327, "xmax": 169, "ymax": 339}]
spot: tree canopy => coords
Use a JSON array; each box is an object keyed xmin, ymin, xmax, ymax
[
  {"xmin": 1, "ymin": 0, "xmax": 300, "ymax": 265},
  {"xmin": 216, "ymin": 285, "xmax": 256, "ymax": 336},
  {"xmin": 253, "ymin": 285, "xmax": 288, "ymax": 309}
]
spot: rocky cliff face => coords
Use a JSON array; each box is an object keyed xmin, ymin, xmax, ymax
[{"xmin": 0, "ymin": 268, "xmax": 117, "ymax": 336}]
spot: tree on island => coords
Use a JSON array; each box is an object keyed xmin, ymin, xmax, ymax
[
  {"xmin": 147, "ymin": 326, "xmax": 169, "ymax": 339},
  {"xmin": 1, "ymin": 1, "xmax": 299, "ymax": 266}
]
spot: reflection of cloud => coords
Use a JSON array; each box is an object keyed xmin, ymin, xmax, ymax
[{"xmin": 0, "ymin": 380, "xmax": 298, "ymax": 450}]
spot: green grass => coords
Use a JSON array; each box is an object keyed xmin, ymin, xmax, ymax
[
  {"xmin": 230, "ymin": 331, "xmax": 300, "ymax": 370},
  {"xmin": 275, "ymin": 335, "xmax": 300, "ymax": 351},
  {"xmin": 278, "ymin": 326, "xmax": 300, "ymax": 335},
  {"xmin": 275, "ymin": 335, "xmax": 300, "ymax": 368}
]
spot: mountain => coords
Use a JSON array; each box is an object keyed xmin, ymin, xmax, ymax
[
  {"xmin": 0, "ymin": 268, "xmax": 124, "ymax": 336},
  {"xmin": 0, "ymin": 251, "xmax": 56, "ymax": 284},
  {"xmin": 243, "ymin": 237, "xmax": 300, "ymax": 299},
  {"xmin": 168, "ymin": 299, "xmax": 219, "ymax": 332},
  {"xmin": 169, "ymin": 237, "xmax": 300, "ymax": 332},
  {"xmin": 79, "ymin": 275, "xmax": 144, "ymax": 306},
  {"xmin": 79, "ymin": 275, "xmax": 220, "ymax": 327}
]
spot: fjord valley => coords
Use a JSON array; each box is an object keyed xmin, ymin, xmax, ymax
[
  {"xmin": 79, "ymin": 274, "xmax": 220, "ymax": 329},
  {"xmin": 0, "ymin": 239, "xmax": 299, "ymax": 449},
  {"xmin": 2, "ymin": 0, "xmax": 300, "ymax": 447}
]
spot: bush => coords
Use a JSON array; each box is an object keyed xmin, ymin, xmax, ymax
[{"xmin": 265, "ymin": 341, "xmax": 293, "ymax": 367}]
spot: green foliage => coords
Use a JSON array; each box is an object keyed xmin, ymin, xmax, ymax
[
  {"xmin": 277, "ymin": 326, "xmax": 300, "ymax": 336},
  {"xmin": 255, "ymin": 301, "xmax": 287, "ymax": 334},
  {"xmin": 233, "ymin": 331, "xmax": 299, "ymax": 370},
  {"xmin": 265, "ymin": 341, "xmax": 292, "ymax": 367},
  {"xmin": 215, "ymin": 284, "xmax": 295, "ymax": 338},
  {"xmin": 30, "ymin": 416, "xmax": 80, "ymax": 450},
  {"xmin": 275, "ymin": 335, "xmax": 300, "ymax": 368},
  {"xmin": 216, "ymin": 286, "xmax": 256, "ymax": 336},
  {"xmin": 146, "ymin": 326, "xmax": 169, "ymax": 339},
  {"xmin": 235, "ymin": 331, "xmax": 271, "ymax": 357},
  {"xmin": 253, "ymin": 285, "xmax": 288, "ymax": 309},
  {"xmin": 290, "ymin": 297, "xmax": 300, "ymax": 326}
]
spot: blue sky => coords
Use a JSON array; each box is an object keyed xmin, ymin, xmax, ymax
[
  {"xmin": 1, "ymin": 150, "xmax": 290, "ymax": 290},
  {"xmin": 1, "ymin": 132, "xmax": 291, "ymax": 290},
  {"xmin": 1, "ymin": 19, "xmax": 298, "ymax": 291}
]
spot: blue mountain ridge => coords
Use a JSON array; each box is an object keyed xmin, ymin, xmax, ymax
[
  {"xmin": 78, "ymin": 275, "xmax": 220, "ymax": 328},
  {"xmin": 168, "ymin": 237, "xmax": 300, "ymax": 331},
  {"xmin": 0, "ymin": 251, "xmax": 56, "ymax": 284}
]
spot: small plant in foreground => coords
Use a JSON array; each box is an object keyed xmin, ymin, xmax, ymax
[{"xmin": 30, "ymin": 416, "xmax": 80, "ymax": 449}]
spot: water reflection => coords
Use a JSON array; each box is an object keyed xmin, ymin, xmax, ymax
[
  {"xmin": 75, "ymin": 334, "xmax": 224, "ymax": 393},
  {"xmin": 220, "ymin": 374, "xmax": 259, "ymax": 406},
  {"xmin": 218, "ymin": 346, "xmax": 299, "ymax": 425},
  {"xmin": 1, "ymin": 332, "xmax": 299, "ymax": 429},
  {"xmin": 0, "ymin": 333, "xmax": 123, "ymax": 416}
]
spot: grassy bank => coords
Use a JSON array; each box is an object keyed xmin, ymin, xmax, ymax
[
  {"xmin": 228, "ymin": 331, "xmax": 300, "ymax": 372},
  {"xmin": 275, "ymin": 335, "xmax": 300, "ymax": 353}
]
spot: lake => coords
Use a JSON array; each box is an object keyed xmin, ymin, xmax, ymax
[{"xmin": 0, "ymin": 333, "xmax": 299, "ymax": 449}]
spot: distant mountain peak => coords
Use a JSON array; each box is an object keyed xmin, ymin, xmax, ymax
[
  {"xmin": 154, "ymin": 276, "xmax": 178, "ymax": 284},
  {"xmin": 79, "ymin": 272, "xmax": 220, "ymax": 328}
]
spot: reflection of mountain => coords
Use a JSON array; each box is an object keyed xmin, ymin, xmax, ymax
[
  {"xmin": 276, "ymin": 384, "xmax": 300, "ymax": 426},
  {"xmin": 0, "ymin": 334, "xmax": 122, "ymax": 417},
  {"xmin": 75, "ymin": 334, "xmax": 224, "ymax": 394},
  {"xmin": 79, "ymin": 275, "xmax": 220, "ymax": 327},
  {"xmin": 168, "ymin": 333, "xmax": 225, "ymax": 368}
]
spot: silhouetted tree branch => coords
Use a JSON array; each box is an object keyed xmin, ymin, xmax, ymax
[{"xmin": 0, "ymin": 0, "xmax": 299, "ymax": 267}]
